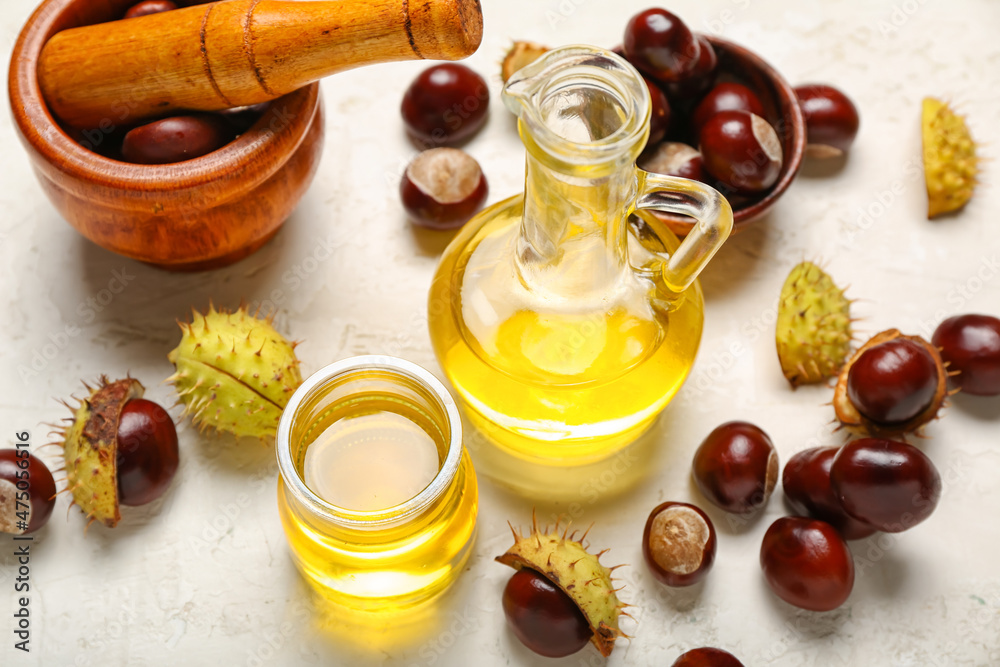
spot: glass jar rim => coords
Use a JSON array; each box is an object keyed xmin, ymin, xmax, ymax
[{"xmin": 275, "ymin": 355, "xmax": 464, "ymax": 528}]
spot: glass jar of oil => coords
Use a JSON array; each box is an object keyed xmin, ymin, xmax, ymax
[
  {"xmin": 276, "ymin": 356, "xmax": 478, "ymax": 610},
  {"xmin": 428, "ymin": 46, "xmax": 733, "ymax": 466}
]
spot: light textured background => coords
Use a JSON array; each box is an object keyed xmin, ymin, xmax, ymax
[{"xmin": 2, "ymin": 0, "xmax": 1000, "ymax": 665}]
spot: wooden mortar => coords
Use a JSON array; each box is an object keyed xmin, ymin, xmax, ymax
[{"xmin": 9, "ymin": 0, "xmax": 482, "ymax": 271}]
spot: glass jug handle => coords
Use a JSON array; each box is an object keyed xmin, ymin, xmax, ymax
[{"xmin": 633, "ymin": 170, "xmax": 734, "ymax": 295}]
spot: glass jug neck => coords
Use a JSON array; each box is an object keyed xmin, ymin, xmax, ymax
[
  {"xmin": 518, "ymin": 140, "xmax": 637, "ymax": 278},
  {"xmin": 504, "ymin": 46, "xmax": 653, "ymax": 292}
]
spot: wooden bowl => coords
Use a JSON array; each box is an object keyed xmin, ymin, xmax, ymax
[
  {"xmin": 9, "ymin": 0, "xmax": 324, "ymax": 271},
  {"xmin": 651, "ymin": 35, "xmax": 805, "ymax": 237}
]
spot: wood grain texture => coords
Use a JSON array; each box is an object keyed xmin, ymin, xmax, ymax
[
  {"xmin": 10, "ymin": 0, "xmax": 325, "ymax": 271},
  {"xmin": 38, "ymin": 0, "xmax": 483, "ymax": 128}
]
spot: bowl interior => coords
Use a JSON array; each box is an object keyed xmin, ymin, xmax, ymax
[{"xmin": 650, "ymin": 35, "xmax": 805, "ymax": 235}]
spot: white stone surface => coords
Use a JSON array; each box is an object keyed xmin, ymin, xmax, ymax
[{"xmin": 2, "ymin": 0, "xmax": 1000, "ymax": 665}]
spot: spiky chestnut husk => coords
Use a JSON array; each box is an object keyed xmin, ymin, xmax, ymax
[
  {"xmin": 833, "ymin": 329, "xmax": 948, "ymax": 437},
  {"xmin": 922, "ymin": 98, "xmax": 979, "ymax": 219},
  {"xmin": 501, "ymin": 41, "xmax": 549, "ymax": 83},
  {"xmin": 60, "ymin": 377, "xmax": 144, "ymax": 528},
  {"xmin": 496, "ymin": 514, "xmax": 627, "ymax": 657},
  {"xmin": 167, "ymin": 305, "xmax": 301, "ymax": 440},
  {"xmin": 776, "ymin": 261, "xmax": 853, "ymax": 387}
]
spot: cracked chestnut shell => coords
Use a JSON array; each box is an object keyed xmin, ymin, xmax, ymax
[
  {"xmin": 782, "ymin": 447, "xmax": 876, "ymax": 540},
  {"xmin": 643, "ymin": 501, "xmax": 716, "ymax": 587},
  {"xmin": 0, "ymin": 449, "xmax": 56, "ymax": 535},
  {"xmin": 834, "ymin": 329, "xmax": 947, "ymax": 436},
  {"xmin": 830, "ymin": 438, "xmax": 941, "ymax": 533},
  {"xmin": 501, "ymin": 42, "xmax": 550, "ymax": 83}
]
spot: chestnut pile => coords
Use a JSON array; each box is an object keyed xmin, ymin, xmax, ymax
[
  {"xmin": 637, "ymin": 417, "xmax": 944, "ymax": 617},
  {"xmin": 620, "ymin": 7, "xmax": 858, "ymax": 199}
]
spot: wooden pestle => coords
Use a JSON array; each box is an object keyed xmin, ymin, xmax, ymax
[{"xmin": 38, "ymin": 0, "xmax": 483, "ymax": 128}]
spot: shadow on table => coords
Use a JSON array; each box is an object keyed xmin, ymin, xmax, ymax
[{"xmin": 948, "ymin": 392, "xmax": 1000, "ymax": 421}]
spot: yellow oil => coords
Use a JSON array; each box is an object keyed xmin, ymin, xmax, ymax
[
  {"xmin": 302, "ymin": 410, "xmax": 440, "ymax": 511},
  {"xmin": 429, "ymin": 198, "xmax": 705, "ymax": 464},
  {"xmin": 277, "ymin": 378, "xmax": 478, "ymax": 610}
]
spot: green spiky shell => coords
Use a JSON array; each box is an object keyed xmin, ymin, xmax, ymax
[
  {"xmin": 776, "ymin": 262, "xmax": 852, "ymax": 388},
  {"xmin": 62, "ymin": 377, "xmax": 144, "ymax": 528},
  {"xmin": 496, "ymin": 516, "xmax": 625, "ymax": 657},
  {"xmin": 168, "ymin": 305, "xmax": 302, "ymax": 440},
  {"xmin": 501, "ymin": 41, "xmax": 549, "ymax": 83},
  {"xmin": 922, "ymin": 98, "xmax": 978, "ymax": 219}
]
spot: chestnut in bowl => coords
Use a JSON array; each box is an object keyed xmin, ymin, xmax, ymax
[{"xmin": 645, "ymin": 35, "xmax": 805, "ymax": 237}]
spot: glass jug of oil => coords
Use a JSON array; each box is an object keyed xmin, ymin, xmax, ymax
[{"xmin": 428, "ymin": 45, "xmax": 733, "ymax": 466}]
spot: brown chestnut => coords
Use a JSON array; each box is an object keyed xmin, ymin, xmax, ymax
[
  {"xmin": 639, "ymin": 142, "xmax": 707, "ymax": 182},
  {"xmin": 400, "ymin": 64, "xmax": 489, "ymax": 147},
  {"xmin": 794, "ymin": 84, "xmax": 859, "ymax": 159},
  {"xmin": 782, "ymin": 447, "xmax": 876, "ymax": 540},
  {"xmin": 666, "ymin": 34, "xmax": 718, "ymax": 103},
  {"xmin": 503, "ymin": 568, "xmax": 591, "ymax": 658},
  {"xmin": 116, "ymin": 398, "xmax": 180, "ymax": 507},
  {"xmin": 830, "ymin": 438, "xmax": 941, "ymax": 533},
  {"xmin": 216, "ymin": 102, "xmax": 272, "ymax": 133},
  {"xmin": 760, "ymin": 517, "xmax": 854, "ymax": 611},
  {"xmin": 0, "ymin": 448, "xmax": 56, "ymax": 535},
  {"xmin": 123, "ymin": 0, "xmax": 177, "ymax": 18},
  {"xmin": 932, "ymin": 314, "xmax": 1000, "ymax": 396},
  {"xmin": 692, "ymin": 421, "xmax": 778, "ymax": 514},
  {"xmin": 699, "ymin": 111, "xmax": 782, "ymax": 194},
  {"xmin": 692, "ymin": 83, "xmax": 766, "ymax": 134},
  {"xmin": 400, "ymin": 148, "xmax": 488, "ymax": 230},
  {"xmin": 644, "ymin": 77, "xmax": 672, "ymax": 148},
  {"xmin": 121, "ymin": 114, "xmax": 232, "ymax": 164},
  {"xmin": 623, "ymin": 8, "xmax": 700, "ymax": 83},
  {"xmin": 643, "ymin": 501, "xmax": 716, "ymax": 587},
  {"xmin": 671, "ymin": 648, "xmax": 746, "ymax": 667},
  {"xmin": 846, "ymin": 338, "xmax": 940, "ymax": 425}
]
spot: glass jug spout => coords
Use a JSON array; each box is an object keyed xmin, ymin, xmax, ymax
[
  {"xmin": 502, "ymin": 45, "xmax": 650, "ymax": 170},
  {"xmin": 502, "ymin": 45, "xmax": 732, "ymax": 300}
]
